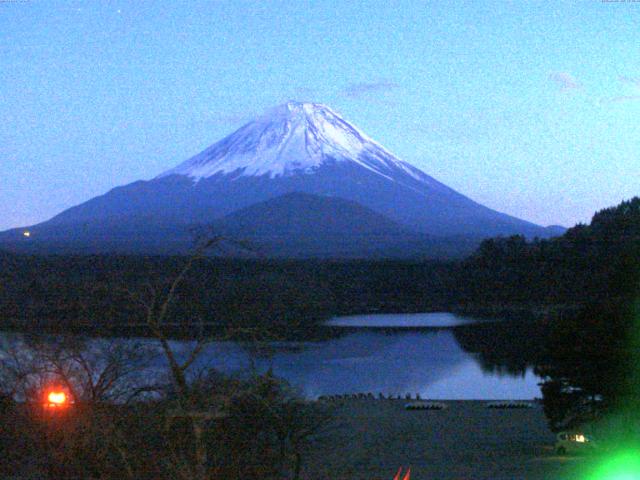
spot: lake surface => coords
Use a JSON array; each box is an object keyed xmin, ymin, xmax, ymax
[
  {"xmin": 325, "ymin": 311, "xmax": 481, "ymax": 328},
  {"xmin": 0, "ymin": 313, "xmax": 542, "ymax": 400}
]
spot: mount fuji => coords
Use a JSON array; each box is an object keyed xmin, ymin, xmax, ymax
[{"xmin": 0, "ymin": 102, "xmax": 563, "ymax": 258}]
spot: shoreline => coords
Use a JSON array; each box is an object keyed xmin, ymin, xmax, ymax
[
  {"xmin": 303, "ymin": 398, "xmax": 574, "ymax": 480},
  {"xmin": 0, "ymin": 304, "xmax": 582, "ymax": 341}
]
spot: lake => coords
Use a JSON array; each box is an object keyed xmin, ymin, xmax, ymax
[
  {"xmin": 0, "ymin": 312, "xmax": 543, "ymax": 400},
  {"xmin": 325, "ymin": 311, "xmax": 481, "ymax": 328}
]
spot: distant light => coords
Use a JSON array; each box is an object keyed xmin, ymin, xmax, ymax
[
  {"xmin": 46, "ymin": 391, "xmax": 68, "ymax": 408},
  {"xmin": 23, "ymin": 231, "xmax": 31, "ymax": 238}
]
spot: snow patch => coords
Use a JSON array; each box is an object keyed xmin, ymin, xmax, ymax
[{"xmin": 158, "ymin": 102, "xmax": 420, "ymax": 185}]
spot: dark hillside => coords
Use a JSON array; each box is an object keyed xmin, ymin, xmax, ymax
[
  {"xmin": 454, "ymin": 197, "xmax": 640, "ymax": 311},
  {"xmin": 454, "ymin": 197, "xmax": 640, "ymax": 430},
  {"xmin": 0, "ymin": 254, "xmax": 455, "ymax": 338}
]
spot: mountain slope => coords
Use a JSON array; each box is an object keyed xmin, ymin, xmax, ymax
[
  {"xmin": 211, "ymin": 192, "xmax": 448, "ymax": 258},
  {"xmin": 0, "ymin": 192, "xmax": 478, "ymax": 258},
  {"xmin": 0, "ymin": 102, "xmax": 563, "ymax": 257},
  {"xmin": 215, "ymin": 192, "xmax": 411, "ymax": 238}
]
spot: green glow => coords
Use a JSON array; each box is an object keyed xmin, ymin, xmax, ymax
[{"xmin": 583, "ymin": 450, "xmax": 640, "ymax": 480}]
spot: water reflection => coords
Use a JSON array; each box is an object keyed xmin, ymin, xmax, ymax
[
  {"xmin": 200, "ymin": 330, "xmax": 541, "ymax": 400},
  {"xmin": 0, "ymin": 313, "xmax": 545, "ymax": 400},
  {"xmin": 452, "ymin": 316, "xmax": 549, "ymax": 378},
  {"xmin": 325, "ymin": 312, "xmax": 479, "ymax": 328}
]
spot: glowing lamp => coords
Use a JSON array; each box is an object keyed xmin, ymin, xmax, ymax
[
  {"xmin": 23, "ymin": 231, "xmax": 31, "ymax": 238},
  {"xmin": 45, "ymin": 391, "xmax": 68, "ymax": 408},
  {"xmin": 393, "ymin": 467, "xmax": 410, "ymax": 480}
]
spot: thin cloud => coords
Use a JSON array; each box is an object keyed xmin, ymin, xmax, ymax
[
  {"xmin": 608, "ymin": 95, "xmax": 640, "ymax": 104},
  {"xmin": 599, "ymin": 76, "xmax": 640, "ymax": 104},
  {"xmin": 548, "ymin": 72, "xmax": 581, "ymax": 91},
  {"xmin": 619, "ymin": 76, "xmax": 640, "ymax": 88},
  {"xmin": 218, "ymin": 112, "xmax": 252, "ymax": 126},
  {"xmin": 292, "ymin": 87, "xmax": 316, "ymax": 101},
  {"xmin": 342, "ymin": 80, "xmax": 400, "ymax": 99}
]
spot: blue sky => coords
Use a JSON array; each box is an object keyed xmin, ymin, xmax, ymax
[{"xmin": 1, "ymin": 0, "xmax": 639, "ymax": 231}]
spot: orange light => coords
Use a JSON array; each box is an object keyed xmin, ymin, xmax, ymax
[
  {"xmin": 46, "ymin": 391, "xmax": 67, "ymax": 407},
  {"xmin": 393, "ymin": 467, "xmax": 411, "ymax": 480}
]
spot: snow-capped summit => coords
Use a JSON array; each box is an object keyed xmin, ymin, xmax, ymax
[{"xmin": 159, "ymin": 101, "xmax": 421, "ymax": 181}]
